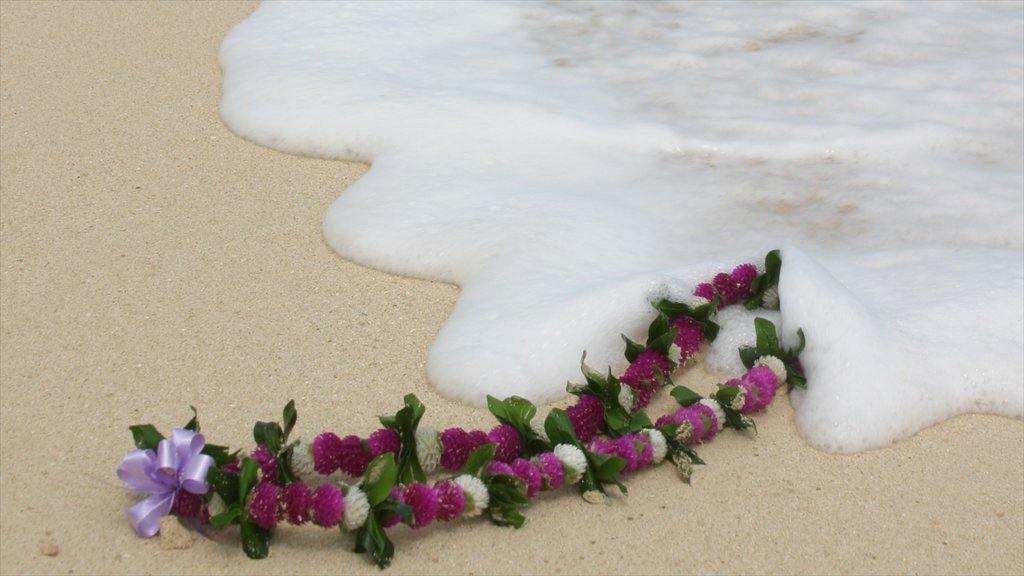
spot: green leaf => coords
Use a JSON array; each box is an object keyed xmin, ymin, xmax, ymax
[
  {"xmin": 281, "ymin": 400, "xmax": 297, "ymax": 442},
  {"xmin": 209, "ymin": 503, "xmax": 243, "ymax": 529},
  {"xmin": 486, "ymin": 395, "xmax": 508, "ymax": 423},
  {"xmin": 364, "ymin": 453, "xmax": 398, "ymax": 507},
  {"xmin": 239, "ymin": 519, "xmax": 269, "ymax": 560},
  {"xmin": 459, "ymin": 444, "xmax": 496, "ymax": 476},
  {"xmin": 670, "ymin": 385, "xmax": 703, "ymax": 407},
  {"xmin": 201, "ymin": 443, "xmax": 238, "ymax": 467},
  {"xmin": 238, "ymin": 458, "xmax": 260, "ymax": 503},
  {"xmin": 754, "ymin": 317, "xmax": 780, "ymax": 355},
  {"xmin": 253, "ymin": 421, "xmax": 283, "ymax": 454},
  {"xmin": 128, "ymin": 424, "xmax": 164, "ymax": 451},
  {"xmin": 544, "ymin": 409, "xmax": 580, "ymax": 446},
  {"xmin": 484, "ymin": 474, "xmax": 529, "ymax": 528},
  {"xmin": 355, "ymin": 510, "xmax": 395, "ymax": 568},
  {"xmin": 621, "ymin": 334, "xmax": 644, "ymax": 363},
  {"xmin": 183, "ymin": 406, "xmax": 200, "ymax": 432},
  {"xmin": 206, "ymin": 466, "xmax": 240, "ymax": 505},
  {"xmin": 503, "ymin": 396, "xmax": 537, "ymax": 430}
]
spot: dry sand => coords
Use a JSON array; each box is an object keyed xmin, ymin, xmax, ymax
[{"xmin": 1, "ymin": 2, "xmax": 1021, "ymax": 575}]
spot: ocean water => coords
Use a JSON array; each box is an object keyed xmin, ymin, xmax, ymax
[{"xmin": 219, "ymin": 1, "xmax": 1023, "ymax": 453}]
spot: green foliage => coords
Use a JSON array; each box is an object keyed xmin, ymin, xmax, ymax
[
  {"xmin": 379, "ymin": 394, "xmax": 427, "ymax": 484},
  {"xmin": 486, "ymin": 395, "xmax": 549, "ymax": 456}
]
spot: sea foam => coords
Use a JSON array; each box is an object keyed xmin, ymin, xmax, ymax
[{"xmin": 220, "ymin": 1, "xmax": 1023, "ymax": 452}]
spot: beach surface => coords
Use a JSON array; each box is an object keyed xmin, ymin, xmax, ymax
[{"xmin": 1, "ymin": 2, "xmax": 1021, "ymax": 575}]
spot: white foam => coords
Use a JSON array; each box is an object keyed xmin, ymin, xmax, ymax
[{"xmin": 220, "ymin": 1, "xmax": 1023, "ymax": 452}]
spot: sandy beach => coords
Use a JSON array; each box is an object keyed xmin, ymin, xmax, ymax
[{"xmin": 1, "ymin": 2, "xmax": 1021, "ymax": 574}]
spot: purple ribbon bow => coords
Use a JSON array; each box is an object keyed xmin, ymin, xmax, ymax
[{"xmin": 117, "ymin": 428, "xmax": 215, "ymax": 537}]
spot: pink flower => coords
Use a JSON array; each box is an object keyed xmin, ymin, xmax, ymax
[
  {"xmin": 439, "ymin": 428, "xmax": 489, "ymax": 471},
  {"xmin": 511, "ymin": 458, "xmax": 542, "ymax": 498},
  {"xmin": 170, "ymin": 490, "xmax": 204, "ymax": 518},
  {"xmin": 731, "ymin": 263, "xmax": 758, "ymax": 299},
  {"xmin": 310, "ymin": 484, "xmax": 345, "ymax": 528},
  {"xmin": 534, "ymin": 452, "xmax": 564, "ymax": 490},
  {"xmin": 485, "ymin": 461, "xmax": 515, "ymax": 476},
  {"xmin": 693, "ymin": 282, "xmax": 716, "ymax": 302},
  {"xmin": 247, "ymin": 480, "xmax": 280, "ymax": 530},
  {"xmin": 566, "ymin": 394, "xmax": 605, "ymax": 443},
  {"xmin": 655, "ymin": 404, "xmax": 717, "ymax": 444},
  {"xmin": 367, "ymin": 428, "xmax": 401, "ymax": 458},
  {"xmin": 588, "ymin": 436, "xmax": 647, "ymax": 473},
  {"xmin": 669, "ymin": 316, "xmax": 703, "ymax": 364},
  {"xmin": 312, "ymin": 433, "xmax": 370, "ymax": 477},
  {"xmin": 619, "ymin": 350, "xmax": 671, "ymax": 411},
  {"xmin": 401, "ymin": 482, "xmax": 439, "ymax": 529},
  {"xmin": 251, "ymin": 444, "xmax": 278, "ymax": 478},
  {"xmin": 487, "ymin": 424, "xmax": 521, "ymax": 463},
  {"xmin": 281, "ymin": 482, "xmax": 311, "ymax": 525},
  {"xmin": 738, "ymin": 366, "xmax": 778, "ymax": 413},
  {"xmin": 434, "ymin": 479, "xmax": 465, "ymax": 521}
]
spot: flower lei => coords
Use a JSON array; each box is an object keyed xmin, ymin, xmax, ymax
[{"xmin": 118, "ymin": 250, "xmax": 806, "ymax": 568}]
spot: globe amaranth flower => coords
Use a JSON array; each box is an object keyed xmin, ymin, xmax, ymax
[
  {"xmin": 415, "ymin": 426, "xmax": 441, "ymax": 474},
  {"xmin": 511, "ymin": 458, "xmax": 543, "ymax": 498},
  {"xmin": 754, "ymin": 354, "xmax": 788, "ymax": 386},
  {"xmin": 289, "ymin": 440, "xmax": 317, "ymax": 482},
  {"xmin": 247, "ymin": 480, "xmax": 280, "ymax": 530},
  {"xmin": 698, "ymin": 398, "xmax": 725, "ymax": 434},
  {"xmin": 553, "ymin": 444, "xmax": 587, "ymax": 485},
  {"xmin": 312, "ymin": 432, "xmax": 371, "ymax": 477},
  {"xmin": 342, "ymin": 485, "xmax": 370, "ymax": 532},
  {"xmin": 588, "ymin": 433, "xmax": 652, "ymax": 473},
  {"xmin": 534, "ymin": 452, "xmax": 564, "ymax": 490},
  {"xmin": 452, "ymin": 475, "xmax": 489, "ymax": 517},
  {"xmin": 250, "ymin": 444, "xmax": 278, "ymax": 479},
  {"xmin": 367, "ymin": 427, "xmax": 401, "ymax": 458},
  {"xmin": 737, "ymin": 365, "xmax": 778, "ymax": 413},
  {"xmin": 434, "ymin": 479, "xmax": 465, "ymax": 521},
  {"xmin": 618, "ymin": 350, "xmax": 671, "ymax": 411},
  {"xmin": 641, "ymin": 429, "xmax": 668, "ymax": 463},
  {"xmin": 401, "ymin": 482, "xmax": 440, "ymax": 529},
  {"xmin": 730, "ymin": 263, "xmax": 758, "ymax": 299},
  {"xmin": 439, "ymin": 427, "xmax": 489, "ymax": 471},
  {"xmin": 117, "ymin": 428, "xmax": 216, "ymax": 537},
  {"xmin": 485, "ymin": 461, "xmax": 515, "ymax": 477},
  {"xmin": 281, "ymin": 482, "xmax": 312, "ymax": 525},
  {"xmin": 487, "ymin": 423, "xmax": 521, "ymax": 463},
  {"xmin": 310, "ymin": 483, "xmax": 345, "ymax": 528},
  {"xmin": 566, "ymin": 394, "xmax": 605, "ymax": 443},
  {"xmin": 669, "ymin": 316, "xmax": 704, "ymax": 365}
]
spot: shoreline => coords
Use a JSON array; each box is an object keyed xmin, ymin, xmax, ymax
[{"xmin": 1, "ymin": 2, "xmax": 1021, "ymax": 574}]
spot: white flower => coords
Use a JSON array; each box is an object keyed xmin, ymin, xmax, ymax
[
  {"xmin": 642, "ymin": 429, "xmax": 667, "ymax": 464},
  {"xmin": 529, "ymin": 418, "xmax": 549, "ymax": 443},
  {"xmin": 415, "ymin": 426, "xmax": 440, "ymax": 474},
  {"xmin": 342, "ymin": 485, "xmax": 370, "ymax": 532},
  {"xmin": 617, "ymin": 385, "xmax": 635, "ymax": 412},
  {"xmin": 453, "ymin": 475, "xmax": 489, "ymax": 517},
  {"xmin": 761, "ymin": 286, "xmax": 779, "ymax": 310},
  {"xmin": 290, "ymin": 440, "xmax": 317, "ymax": 481},
  {"xmin": 553, "ymin": 444, "xmax": 587, "ymax": 485},
  {"xmin": 754, "ymin": 355, "xmax": 788, "ymax": 385},
  {"xmin": 667, "ymin": 343, "xmax": 682, "ymax": 366},
  {"xmin": 699, "ymin": 398, "xmax": 726, "ymax": 432}
]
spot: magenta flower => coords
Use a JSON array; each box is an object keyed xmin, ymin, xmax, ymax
[
  {"xmin": 312, "ymin": 432, "xmax": 370, "ymax": 477},
  {"xmin": 737, "ymin": 365, "xmax": 779, "ymax": 413},
  {"xmin": 511, "ymin": 458, "xmax": 542, "ymax": 498},
  {"xmin": 669, "ymin": 316, "xmax": 704, "ymax": 364},
  {"xmin": 487, "ymin": 424, "xmax": 521, "ymax": 463},
  {"xmin": 619, "ymin": 350, "xmax": 671, "ymax": 411},
  {"xmin": 439, "ymin": 428, "xmax": 489, "ymax": 471},
  {"xmin": 117, "ymin": 429, "xmax": 216, "ymax": 537},
  {"xmin": 588, "ymin": 435, "xmax": 651, "ymax": 473},
  {"xmin": 281, "ymin": 482, "xmax": 311, "ymax": 525},
  {"xmin": 250, "ymin": 444, "xmax": 278, "ymax": 478},
  {"xmin": 310, "ymin": 484, "xmax": 345, "ymax": 528},
  {"xmin": 566, "ymin": 394, "xmax": 605, "ymax": 443},
  {"xmin": 485, "ymin": 460, "xmax": 515, "ymax": 476},
  {"xmin": 401, "ymin": 482, "xmax": 440, "ymax": 529},
  {"xmin": 367, "ymin": 427, "xmax": 401, "ymax": 457},
  {"xmin": 656, "ymin": 404, "xmax": 717, "ymax": 444},
  {"xmin": 534, "ymin": 452, "xmax": 564, "ymax": 490},
  {"xmin": 247, "ymin": 480, "xmax": 280, "ymax": 530},
  {"xmin": 731, "ymin": 263, "xmax": 758, "ymax": 298},
  {"xmin": 434, "ymin": 479, "xmax": 465, "ymax": 521},
  {"xmin": 693, "ymin": 282, "xmax": 716, "ymax": 302}
]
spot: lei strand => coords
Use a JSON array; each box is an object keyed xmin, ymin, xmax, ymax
[{"xmin": 117, "ymin": 250, "xmax": 806, "ymax": 568}]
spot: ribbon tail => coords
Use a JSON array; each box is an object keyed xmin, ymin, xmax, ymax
[{"xmin": 127, "ymin": 492, "xmax": 174, "ymax": 538}]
